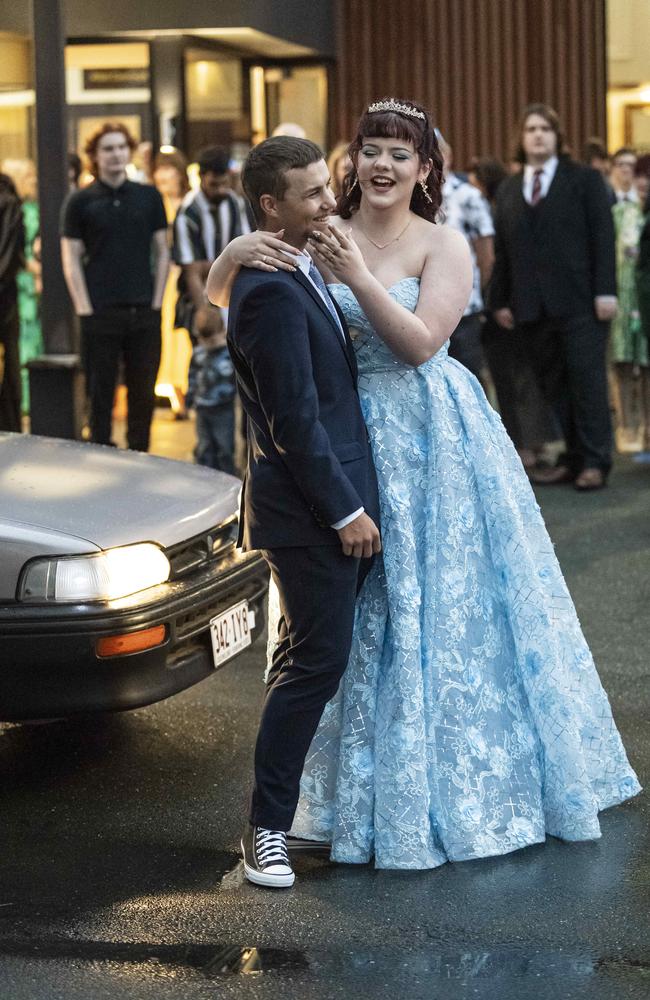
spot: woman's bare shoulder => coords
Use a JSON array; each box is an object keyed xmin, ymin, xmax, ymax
[
  {"xmin": 411, "ymin": 215, "xmax": 464, "ymax": 247},
  {"xmin": 421, "ymin": 219, "xmax": 470, "ymax": 262}
]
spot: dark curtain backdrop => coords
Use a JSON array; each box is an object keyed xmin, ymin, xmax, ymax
[{"xmin": 332, "ymin": 0, "xmax": 607, "ymax": 166}]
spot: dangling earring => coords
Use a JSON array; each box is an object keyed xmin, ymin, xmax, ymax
[
  {"xmin": 348, "ymin": 174, "xmax": 359, "ymax": 194},
  {"xmin": 419, "ymin": 179, "xmax": 433, "ymax": 203}
]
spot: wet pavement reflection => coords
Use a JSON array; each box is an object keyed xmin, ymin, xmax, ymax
[{"xmin": 1, "ymin": 937, "xmax": 648, "ymax": 992}]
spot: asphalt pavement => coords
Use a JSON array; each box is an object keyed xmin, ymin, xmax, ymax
[{"xmin": 0, "ymin": 455, "xmax": 648, "ymax": 1000}]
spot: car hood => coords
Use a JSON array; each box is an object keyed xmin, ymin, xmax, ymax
[{"xmin": 0, "ymin": 434, "xmax": 240, "ymax": 551}]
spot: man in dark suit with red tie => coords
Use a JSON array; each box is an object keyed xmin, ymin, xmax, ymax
[{"xmin": 489, "ymin": 104, "xmax": 617, "ymax": 490}]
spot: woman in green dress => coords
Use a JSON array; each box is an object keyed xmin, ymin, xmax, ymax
[
  {"xmin": 637, "ymin": 194, "xmax": 650, "ymax": 458},
  {"xmin": 610, "ymin": 197, "xmax": 649, "ymax": 451},
  {"xmin": 1, "ymin": 159, "xmax": 43, "ymax": 414}
]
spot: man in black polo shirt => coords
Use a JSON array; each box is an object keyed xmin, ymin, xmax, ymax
[{"xmin": 61, "ymin": 123, "xmax": 170, "ymax": 451}]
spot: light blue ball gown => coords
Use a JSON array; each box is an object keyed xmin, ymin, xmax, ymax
[{"xmin": 287, "ymin": 277, "xmax": 641, "ymax": 870}]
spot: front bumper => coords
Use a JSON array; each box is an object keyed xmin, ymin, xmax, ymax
[{"xmin": 0, "ymin": 549, "xmax": 269, "ymax": 721}]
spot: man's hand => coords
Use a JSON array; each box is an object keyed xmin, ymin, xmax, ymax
[
  {"xmin": 494, "ymin": 307, "xmax": 515, "ymax": 329},
  {"xmin": 337, "ymin": 512, "xmax": 381, "ymax": 558},
  {"xmin": 594, "ymin": 296, "xmax": 618, "ymax": 322}
]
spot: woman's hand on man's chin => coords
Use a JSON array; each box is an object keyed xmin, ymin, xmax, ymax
[{"xmin": 307, "ymin": 225, "xmax": 369, "ymax": 287}]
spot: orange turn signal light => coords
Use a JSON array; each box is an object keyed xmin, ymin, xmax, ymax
[{"xmin": 96, "ymin": 624, "xmax": 167, "ymax": 658}]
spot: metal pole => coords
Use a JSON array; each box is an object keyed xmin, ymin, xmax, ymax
[
  {"xmin": 32, "ymin": 0, "xmax": 75, "ymax": 353},
  {"xmin": 150, "ymin": 37, "xmax": 187, "ymax": 155}
]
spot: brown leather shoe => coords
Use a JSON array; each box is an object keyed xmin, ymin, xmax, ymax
[
  {"xmin": 573, "ymin": 468, "xmax": 606, "ymax": 491},
  {"xmin": 528, "ymin": 464, "xmax": 574, "ymax": 485}
]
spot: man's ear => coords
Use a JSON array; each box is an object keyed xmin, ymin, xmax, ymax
[{"xmin": 259, "ymin": 193, "xmax": 278, "ymax": 220}]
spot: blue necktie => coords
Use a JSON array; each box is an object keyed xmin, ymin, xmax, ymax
[{"xmin": 308, "ymin": 261, "xmax": 345, "ymax": 339}]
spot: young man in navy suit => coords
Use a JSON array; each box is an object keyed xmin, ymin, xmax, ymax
[{"xmin": 224, "ymin": 137, "xmax": 381, "ymax": 887}]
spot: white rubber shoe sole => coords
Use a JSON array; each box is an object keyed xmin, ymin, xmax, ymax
[{"xmin": 241, "ymin": 842, "xmax": 296, "ymax": 888}]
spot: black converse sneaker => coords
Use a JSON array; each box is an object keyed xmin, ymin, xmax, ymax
[{"xmin": 241, "ymin": 825, "xmax": 295, "ymax": 888}]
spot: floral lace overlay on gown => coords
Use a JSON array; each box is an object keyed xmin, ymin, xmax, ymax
[{"xmin": 272, "ymin": 277, "xmax": 640, "ymax": 869}]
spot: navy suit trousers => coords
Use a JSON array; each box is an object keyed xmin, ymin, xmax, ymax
[{"xmin": 251, "ymin": 545, "xmax": 373, "ymax": 831}]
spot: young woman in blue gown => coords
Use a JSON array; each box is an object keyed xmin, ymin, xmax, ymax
[{"xmin": 208, "ymin": 99, "xmax": 640, "ymax": 870}]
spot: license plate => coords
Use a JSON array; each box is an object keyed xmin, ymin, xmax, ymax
[{"xmin": 210, "ymin": 600, "xmax": 255, "ymax": 667}]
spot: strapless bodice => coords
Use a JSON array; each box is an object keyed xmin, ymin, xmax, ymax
[{"xmin": 328, "ymin": 277, "xmax": 448, "ymax": 378}]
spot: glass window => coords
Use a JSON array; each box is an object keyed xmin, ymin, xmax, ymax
[
  {"xmin": 0, "ymin": 34, "xmax": 33, "ymax": 161},
  {"xmin": 185, "ymin": 48, "xmax": 249, "ymax": 155},
  {"xmin": 252, "ymin": 64, "xmax": 328, "ymax": 149}
]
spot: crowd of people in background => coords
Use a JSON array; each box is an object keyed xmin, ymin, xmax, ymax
[{"xmin": 1, "ymin": 106, "xmax": 650, "ymax": 482}]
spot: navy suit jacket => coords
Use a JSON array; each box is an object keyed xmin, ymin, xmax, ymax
[
  {"xmin": 227, "ymin": 266, "xmax": 380, "ymax": 550},
  {"xmin": 489, "ymin": 158, "xmax": 616, "ymax": 324}
]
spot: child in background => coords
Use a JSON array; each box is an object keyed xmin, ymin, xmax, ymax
[{"xmin": 186, "ymin": 306, "xmax": 236, "ymax": 474}]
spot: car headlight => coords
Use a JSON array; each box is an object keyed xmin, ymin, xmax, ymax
[{"xmin": 18, "ymin": 543, "xmax": 171, "ymax": 603}]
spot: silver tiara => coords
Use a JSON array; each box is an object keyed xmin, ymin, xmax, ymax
[{"xmin": 367, "ymin": 99, "xmax": 426, "ymax": 120}]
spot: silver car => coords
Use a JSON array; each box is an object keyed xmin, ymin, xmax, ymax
[{"xmin": 0, "ymin": 433, "xmax": 268, "ymax": 721}]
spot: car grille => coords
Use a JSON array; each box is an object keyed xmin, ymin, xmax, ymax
[
  {"xmin": 166, "ymin": 516, "xmax": 238, "ymax": 580},
  {"xmin": 174, "ymin": 573, "xmax": 266, "ymax": 642},
  {"xmin": 166, "ymin": 637, "xmax": 208, "ymax": 669}
]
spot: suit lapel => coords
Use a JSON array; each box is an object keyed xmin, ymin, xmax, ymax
[
  {"xmin": 515, "ymin": 170, "xmax": 526, "ymax": 210},
  {"xmin": 332, "ymin": 293, "xmax": 358, "ymax": 380},
  {"xmin": 292, "ymin": 268, "xmax": 356, "ymax": 378}
]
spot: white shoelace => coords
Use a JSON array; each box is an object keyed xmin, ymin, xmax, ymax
[{"xmin": 255, "ymin": 828, "xmax": 290, "ymax": 869}]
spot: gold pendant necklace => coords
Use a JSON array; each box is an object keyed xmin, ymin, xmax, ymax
[{"xmin": 357, "ymin": 218, "xmax": 412, "ymax": 250}]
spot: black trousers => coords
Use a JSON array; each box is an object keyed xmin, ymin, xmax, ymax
[
  {"xmin": 448, "ymin": 313, "xmax": 485, "ymax": 381},
  {"xmin": 251, "ymin": 545, "xmax": 373, "ymax": 831},
  {"xmin": 481, "ymin": 314, "xmax": 557, "ymax": 451},
  {"xmin": 81, "ymin": 306, "xmax": 161, "ymax": 452},
  {"xmin": 0, "ymin": 295, "xmax": 22, "ymax": 432},
  {"xmin": 520, "ymin": 313, "xmax": 612, "ymax": 473}
]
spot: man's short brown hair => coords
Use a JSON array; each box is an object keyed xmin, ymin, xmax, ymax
[
  {"xmin": 242, "ymin": 136, "xmax": 324, "ymax": 224},
  {"xmin": 84, "ymin": 122, "xmax": 137, "ymax": 178}
]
